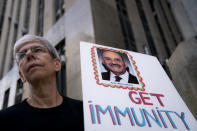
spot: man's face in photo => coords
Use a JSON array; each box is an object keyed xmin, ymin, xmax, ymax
[{"xmin": 102, "ymin": 51, "xmax": 127, "ymax": 75}]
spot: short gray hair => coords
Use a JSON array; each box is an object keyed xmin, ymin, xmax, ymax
[{"xmin": 13, "ymin": 35, "xmax": 59, "ymax": 63}]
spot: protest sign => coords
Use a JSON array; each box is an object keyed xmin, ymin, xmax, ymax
[{"xmin": 80, "ymin": 42, "xmax": 197, "ymax": 131}]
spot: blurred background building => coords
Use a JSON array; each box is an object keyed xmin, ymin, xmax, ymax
[{"xmin": 0, "ymin": 0, "xmax": 196, "ymax": 118}]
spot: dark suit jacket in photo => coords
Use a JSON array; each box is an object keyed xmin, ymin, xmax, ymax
[{"xmin": 101, "ymin": 71, "xmax": 139, "ymax": 84}]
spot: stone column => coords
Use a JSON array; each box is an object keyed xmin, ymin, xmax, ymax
[
  {"xmin": 179, "ymin": 0, "xmax": 197, "ymax": 35},
  {"xmin": 7, "ymin": 80, "xmax": 17, "ymax": 107},
  {"xmin": 91, "ymin": 0, "xmax": 125, "ymax": 49},
  {"xmin": 141, "ymin": 0, "xmax": 168, "ymax": 63},
  {"xmin": 29, "ymin": 0, "xmax": 39, "ymax": 35},
  {"xmin": 0, "ymin": 0, "xmax": 12, "ymax": 78},
  {"xmin": 17, "ymin": 0, "xmax": 27, "ymax": 39},
  {"xmin": 160, "ymin": 0, "xmax": 182, "ymax": 43},
  {"xmin": 167, "ymin": 0, "xmax": 197, "ymax": 119},
  {"xmin": 43, "ymin": 0, "xmax": 55, "ymax": 34},
  {"xmin": 167, "ymin": 37, "xmax": 197, "ymax": 119},
  {"xmin": 65, "ymin": 0, "xmax": 77, "ymax": 12},
  {"xmin": 65, "ymin": 0, "xmax": 95, "ymax": 100},
  {"xmin": 154, "ymin": 0, "xmax": 176, "ymax": 54},
  {"xmin": 168, "ymin": 0, "xmax": 197, "ymax": 40},
  {"xmin": 3, "ymin": 0, "xmax": 20, "ymax": 75},
  {"xmin": 125, "ymin": 0, "xmax": 149, "ymax": 53}
]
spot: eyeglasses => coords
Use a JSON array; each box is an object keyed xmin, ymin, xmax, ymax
[{"xmin": 16, "ymin": 45, "xmax": 47, "ymax": 63}]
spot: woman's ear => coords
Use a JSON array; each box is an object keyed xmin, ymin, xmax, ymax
[
  {"xmin": 19, "ymin": 70, "xmax": 26, "ymax": 83},
  {"xmin": 54, "ymin": 58, "xmax": 62, "ymax": 72}
]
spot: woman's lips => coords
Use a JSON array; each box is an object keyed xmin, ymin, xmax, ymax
[{"xmin": 27, "ymin": 63, "xmax": 42, "ymax": 72}]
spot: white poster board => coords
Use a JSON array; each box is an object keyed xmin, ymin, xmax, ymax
[{"xmin": 80, "ymin": 42, "xmax": 197, "ymax": 131}]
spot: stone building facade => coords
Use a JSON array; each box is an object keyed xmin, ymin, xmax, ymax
[{"xmin": 0, "ymin": 0, "xmax": 196, "ymax": 118}]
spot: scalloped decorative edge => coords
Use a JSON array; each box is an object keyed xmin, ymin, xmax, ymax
[{"xmin": 91, "ymin": 46, "xmax": 145, "ymax": 91}]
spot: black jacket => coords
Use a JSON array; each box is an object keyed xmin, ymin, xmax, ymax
[{"xmin": 101, "ymin": 71, "xmax": 139, "ymax": 84}]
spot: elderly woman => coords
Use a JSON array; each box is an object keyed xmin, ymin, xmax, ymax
[{"xmin": 0, "ymin": 35, "xmax": 84, "ymax": 131}]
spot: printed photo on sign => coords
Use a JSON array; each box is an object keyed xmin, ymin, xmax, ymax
[
  {"xmin": 91, "ymin": 46, "xmax": 145, "ymax": 91},
  {"xmin": 97, "ymin": 48, "xmax": 138, "ymax": 84}
]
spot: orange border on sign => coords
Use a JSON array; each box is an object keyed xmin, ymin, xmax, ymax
[{"xmin": 91, "ymin": 46, "xmax": 145, "ymax": 91}]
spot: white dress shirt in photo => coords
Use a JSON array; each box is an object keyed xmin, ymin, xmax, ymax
[{"xmin": 110, "ymin": 71, "xmax": 129, "ymax": 83}]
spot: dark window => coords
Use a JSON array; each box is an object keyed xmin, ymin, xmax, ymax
[
  {"xmin": 158, "ymin": 0, "xmax": 177, "ymax": 46},
  {"xmin": 166, "ymin": 1, "xmax": 183, "ymax": 42},
  {"xmin": 15, "ymin": 79, "xmax": 23, "ymax": 104},
  {"xmin": 55, "ymin": 39, "xmax": 66, "ymax": 96},
  {"xmin": 9, "ymin": 0, "xmax": 15, "ymax": 19},
  {"xmin": 3, "ymin": 88, "xmax": 10, "ymax": 109},
  {"xmin": 22, "ymin": 0, "xmax": 31, "ymax": 35},
  {"xmin": 115, "ymin": 0, "xmax": 137, "ymax": 51},
  {"xmin": 149, "ymin": 0, "xmax": 155, "ymax": 12},
  {"xmin": 154, "ymin": 12, "xmax": 171, "ymax": 58},
  {"xmin": 37, "ymin": 0, "xmax": 44, "ymax": 36},
  {"xmin": 55, "ymin": 0, "xmax": 65, "ymax": 21},
  {"xmin": 149, "ymin": 0, "xmax": 171, "ymax": 58},
  {"xmin": 135, "ymin": 0, "xmax": 157, "ymax": 57},
  {"xmin": 0, "ymin": 0, "xmax": 7, "ymax": 39}
]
